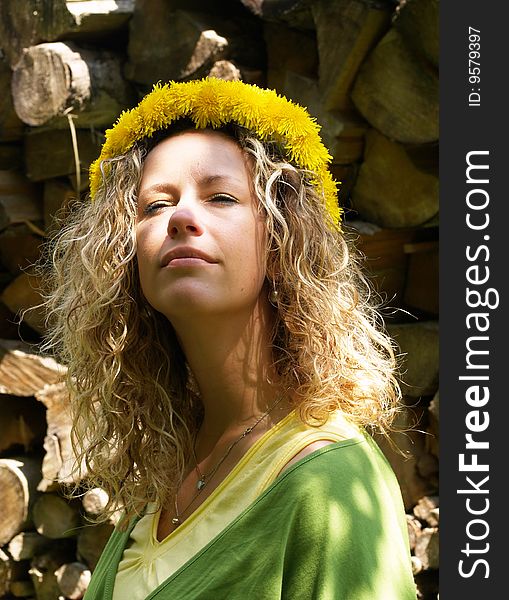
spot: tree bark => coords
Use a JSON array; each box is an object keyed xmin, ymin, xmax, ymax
[
  {"xmin": 35, "ymin": 383, "xmax": 78, "ymax": 492},
  {"xmin": 0, "ymin": 339, "xmax": 65, "ymax": 396},
  {"xmin": 240, "ymin": 0, "xmax": 315, "ymax": 30},
  {"xmin": 24, "ymin": 127, "xmax": 103, "ymax": 182},
  {"xmin": 0, "ymin": 226, "xmax": 43, "ymax": 275},
  {"xmin": 264, "ymin": 21, "xmax": 318, "ymax": 89},
  {"xmin": 0, "ymin": 457, "xmax": 42, "ymax": 546},
  {"xmin": 351, "ymin": 129, "xmax": 438, "ymax": 227},
  {"xmin": 0, "ymin": 0, "xmax": 134, "ymax": 67},
  {"xmin": 32, "ymin": 494, "xmax": 82, "ymax": 539},
  {"xmin": 351, "ymin": 28, "xmax": 439, "ymax": 143},
  {"xmin": 0, "ymin": 394, "xmax": 47, "ymax": 454},
  {"xmin": 0, "ymin": 548, "xmax": 13, "ymax": 597},
  {"xmin": 312, "ymin": 0, "xmax": 391, "ymax": 111},
  {"xmin": 403, "ymin": 239, "xmax": 439, "ymax": 315},
  {"xmin": 77, "ymin": 523, "xmax": 115, "ymax": 571},
  {"xmin": 29, "ymin": 543, "xmax": 75, "ymax": 600},
  {"xmin": 12, "ymin": 42, "xmax": 134, "ymax": 128},
  {"xmin": 0, "ymin": 271, "xmax": 46, "ymax": 334},
  {"xmin": 281, "ymin": 71, "xmax": 368, "ymax": 165},
  {"xmin": 9, "ymin": 578, "xmax": 36, "ymax": 597},
  {"xmin": 55, "ymin": 561, "xmax": 91, "ymax": 599},
  {"xmin": 0, "ymin": 170, "xmax": 42, "ymax": 231},
  {"xmin": 0, "ymin": 143, "xmax": 23, "ymax": 171},
  {"xmin": 81, "ymin": 488, "xmax": 109, "ymax": 517},
  {"xmin": 394, "ymin": 0, "xmax": 439, "ymax": 68},
  {"xmin": 0, "ymin": 58, "xmax": 24, "ymax": 142},
  {"xmin": 8, "ymin": 531, "xmax": 50, "ymax": 562},
  {"xmin": 125, "ymin": 4, "xmax": 264, "ymax": 86}
]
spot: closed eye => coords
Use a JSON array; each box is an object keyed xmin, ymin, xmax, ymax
[
  {"xmin": 142, "ymin": 199, "xmax": 174, "ymax": 215},
  {"xmin": 209, "ymin": 194, "xmax": 238, "ymax": 204}
]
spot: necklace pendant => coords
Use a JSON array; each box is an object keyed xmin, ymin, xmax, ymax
[
  {"xmin": 196, "ymin": 478, "xmax": 206, "ymax": 490},
  {"xmin": 171, "ymin": 517, "xmax": 180, "ymax": 525}
]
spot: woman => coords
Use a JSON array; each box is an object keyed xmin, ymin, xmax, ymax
[{"xmin": 42, "ymin": 78, "xmax": 416, "ymax": 599}]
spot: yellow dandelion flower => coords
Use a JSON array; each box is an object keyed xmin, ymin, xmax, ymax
[{"xmin": 89, "ymin": 78, "xmax": 341, "ymax": 226}]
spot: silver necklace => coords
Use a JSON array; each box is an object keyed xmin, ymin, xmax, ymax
[{"xmin": 172, "ymin": 396, "xmax": 285, "ymax": 526}]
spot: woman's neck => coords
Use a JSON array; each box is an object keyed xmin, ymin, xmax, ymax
[{"xmin": 169, "ymin": 297, "xmax": 287, "ymax": 443}]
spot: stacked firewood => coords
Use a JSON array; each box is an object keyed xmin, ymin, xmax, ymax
[{"xmin": 0, "ymin": 1, "xmax": 439, "ymax": 598}]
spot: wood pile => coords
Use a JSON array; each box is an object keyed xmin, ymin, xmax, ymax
[{"xmin": 0, "ymin": 1, "xmax": 439, "ymax": 598}]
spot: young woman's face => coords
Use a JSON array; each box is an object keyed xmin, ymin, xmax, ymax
[{"xmin": 136, "ymin": 130, "xmax": 268, "ymax": 322}]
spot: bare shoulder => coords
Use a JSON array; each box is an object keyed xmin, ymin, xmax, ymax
[{"xmin": 277, "ymin": 440, "xmax": 336, "ymax": 477}]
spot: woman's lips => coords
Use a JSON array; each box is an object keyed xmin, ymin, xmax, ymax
[{"xmin": 160, "ymin": 246, "xmax": 217, "ymax": 267}]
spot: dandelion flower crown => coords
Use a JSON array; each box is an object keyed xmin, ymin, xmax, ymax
[{"xmin": 89, "ymin": 77, "xmax": 341, "ymax": 226}]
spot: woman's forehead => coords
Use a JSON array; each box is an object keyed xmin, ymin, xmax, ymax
[{"xmin": 142, "ymin": 129, "xmax": 252, "ymax": 182}]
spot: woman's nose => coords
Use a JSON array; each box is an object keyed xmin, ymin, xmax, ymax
[{"xmin": 167, "ymin": 206, "xmax": 204, "ymax": 238}]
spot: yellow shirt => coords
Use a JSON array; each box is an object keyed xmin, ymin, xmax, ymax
[{"xmin": 112, "ymin": 410, "xmax": 361, "ymax": 600}]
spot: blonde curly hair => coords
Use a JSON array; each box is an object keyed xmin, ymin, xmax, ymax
[{"xmin": 40, "ymin": 124, "xmax": 401, "ymax": 526}]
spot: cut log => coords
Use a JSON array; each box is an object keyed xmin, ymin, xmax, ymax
[
  {"xmin": 350, "ymin": 222, "xmax": 421, "ymax": 307},
  {"xmin": 411, "ymin": 555, "xmax": 423, "ymax": 575},
  {"xmin": 416, "ymin": 452, "xmax": 438, "ymax": 489},
  {"xmin": 264, "ymin": 21, "xmax": 318, "ymax": 90},
  {"xmin": 312, "ymin": 0, "xmax": 391, "ymax": 110},
  {"xmin": 240, "ymin": 0, "xmax": 315, "ymax": 30},
  {"xmin": 403, "ymin": 239, "xmax": 439, "ymax": 315},
  {"xmin": 330, "ymin": 163, "xmax": 358, "ymax": 211},
  {"xmin": 207, "ymin": 60, "xmax": 242, "ymax": 81},
  {"xmin": 351, "ymin": 28, "xmax": 438, "ymax": 144},
  {"xmin": 413, "ymin": 495, "xmax": 439, "ymax": 528},
  {"xmin": 12, "ymin": 42, "xmax": 134, "ymax": 128},
  {"xmin": 394, "ymin": 0, "xmax": 439, "ymax": 68},
  {"xmin": 0, "ymin": 457, "xmax": 42, "ymax": 546},
  {"xmin": 126, "ymin": 8, "xmax": 226, "ymax": 84},
  {"xmin": 9, "ymin": 578, "xmax": 36, "ymax": 597},
  {"xmin": 373, "ymin": 405, "xmax": 434, "ymax": 509},
  {"xmin": 0, "ymin": 394, "xmax": 47, "ymax": 454},
  {"xmin": 77, "ymin": 523, "xmax": 114, "ymax": 570},
  {"xmin": 0, "ymin": 301, "xmax": 22, "ymax": 338},
  {"xmin": 414, "ymin": 527, "xmax": 439, "ymax": 570},
  {"xmin": 8, "ymin": 532, "xmax": 50, "ymax": 562},
  {"xmin": 351, "ymin": 129, "xmax": 438, "ymax": 227},
  {"xmin": 406, "ymin": 513, "xmax": 422, "ymax": 552},
  {"xmin": 32, "ymin": 494, "xmax": 82, "ymax": 539},
  {"xmin": 0, "ymin": 271, "xmax": 46, "ymax": 334},
  {"xmin": 387, "ymin": 321, "xmax": 439, "ymax": 397},
  {"xmin": 24, "ymin": 127, "xmax": 103, "ymax": 183},
  {"xmin": 35, "ymin": 383, "xmax": 78, "ymax": 491},
  {"xmin": 282, "ymin": 72, "xmax": 367, "ymax": 165},
  {"xmin": 43, "ymin": 179, "xmax": 78, "ymax": 234},
  {"xmin": 55, "ymin": 562, "xmax": 91, "ymax": 600},
  {"xmin": 29, "ymin": 543, "xmax": 75, "ymax": 600},
  {"xmin": 0, "ymin": 196, "xmax": 43, "ymax": 231},
  {"xmin": 0, "ymin": 339, "xmax": 66, "ymax": 396},
  {"xmin": 0, "ymin": 170, "xmax": 42, "ymax": 231},
  {"xmin": 0, "ymin": 58, "xmax": 24, "ymax": 142},
  {"xmin": 0, "ymin": 143, "xmax": 23, "ymax": 171},
  {"xmin": 0, "ymin": 227, "xmax": 43, "ymax": 275},
  {"xmin": 82, "ymin": 488, "xmax": 109, "ymax": 517},
  {"xmin": 125, "ymin": 5, "xmax": 264, "ymax": 85},
  {"xmin": 62, "ymin": 0, "xmax": 135, "ymax": 37},
  {"xmin": 0, "ymin": 0, "xmax": 134, "ymax": 67},
  {"xmin": 0, "ymin": 548, "xmax": 13, "ymax": 597}
]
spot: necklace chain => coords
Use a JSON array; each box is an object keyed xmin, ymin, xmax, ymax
[{"xmin": 172, "ymin": 396, "xmax": 285, "ymax": 526}]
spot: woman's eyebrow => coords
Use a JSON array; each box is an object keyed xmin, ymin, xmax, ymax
[
  {"xmin": 138, "ymin": 182, "xmax": 174, "ymax": 201},
  {"xmin": 138, "ymin": 174, "xmax": 246, "ymax": 201}
]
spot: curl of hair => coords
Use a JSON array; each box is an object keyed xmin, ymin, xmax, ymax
[{"xmin": 39, "ymin": 125, "xmax": 402, "ymax": 527}]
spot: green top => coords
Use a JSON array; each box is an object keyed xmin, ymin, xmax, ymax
[{"xmin": 84, "ymin": 435, "xmax": 417, "ymax": 599}]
